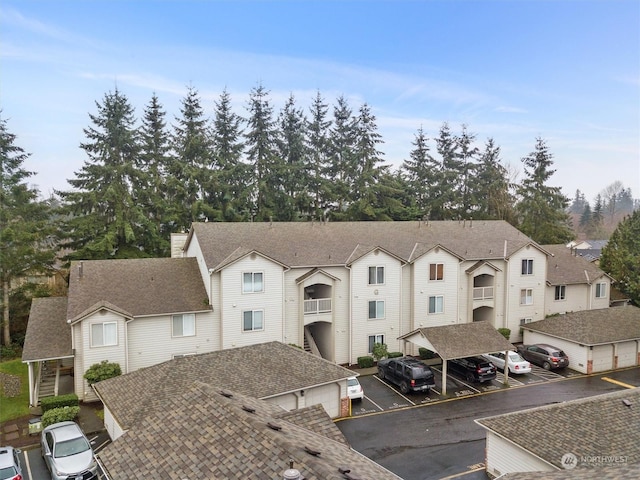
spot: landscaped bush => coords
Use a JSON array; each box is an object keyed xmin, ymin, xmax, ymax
[
  {"xmin": 371, "ymin": 342, "xmax": 389, "ymax": 361},
  {"xmin": 357, "ymin": 356, "xmax": 374, "ymax": 368},
  {"xmin": 40, "ymin": 393, "xmax": 79, "ymax": 413},
  {"xmin": 0, "ymin": 344, "xmax": 21, "ymax": 360},
  {"xmin": 388, "ymin": 351, "xmax": 403, "ymax": 358},
  {"xmin": 419, "ymin": 347, "xmax": 437, "ymax": 359},
  {"xmin": 41, "ymin": 406, "xmax": 80, "ymax": 428},
  {"xmin": 84, "ymin": 360, "xmax": 122, "ymax": 385},
  {"xmin": 497, "ymin": 328, "xmax": 511, "ymax": 340}
]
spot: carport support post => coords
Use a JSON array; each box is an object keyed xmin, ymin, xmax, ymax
[
  {"xmin": 442, "ymin": 359, "xmax": 447, "ymax": 395},
  {"xmin": 503, "ymin": 350, "xmax": 509, "ymax": 386}
]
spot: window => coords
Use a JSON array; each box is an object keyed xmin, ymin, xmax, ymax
[
  {"xmin": 555, "ymin": 285, "xmax": 566, "ymax": 301},
  {"xmin": 242, "ymin": 272, "xmax": 263, "ymax": 293},
  {"xmin": 428, "ymin": 295, "xmax": 444, "ymax": 314},
  {"xmin": 91, "ymin": 322, "xmax": 117, "ymax": 347},
  {"xmin": 596, "ymin": 282, "xmax": 606, "ymax": 298},
  {"xmin": 243, "ymin": 310, "xmax": 264, "ymax": 331},
  {"xmin": 368, "ymin": 300, "xmax": 385, "ymax": 319},
  {"xmin": 429, "ymin": 263, "xmax": 444, "ymax": 281},
  {"xmin": 172, "ymin": 314, "xmax": 196, "ymax": 337},
  {"xmin": 368, "ymin": 266, "xmax": 385, "ymax": 285},
  {"xmin": 520, "ymin": 289, "xmax": 533, "ymax": 305},
  {"xmin": 519, "ymin": 318, "xmax": 532, "ymax": 326},
  {"xmin": 521, "ymin": 259, "xmax": 534, "ymax": 275},
  {"xmin": 368, "ymin": 334, "xmax": 385, "ymax": 354}
]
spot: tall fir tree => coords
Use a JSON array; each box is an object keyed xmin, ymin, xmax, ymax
[
  {"xmin": 0, "ymin": 115, "xmax": 55, "ymax": 345},
  {"xmin": 433, "ymin": 122, "xmax": 459, "ymax": 220},
  {"xmin": 306, "ymin": 91, "xmax": 332, "ymax": 219},
  {"xmin": 516, "ymin": 138, "xmax": 573, "ymax": 244},
  {"xmin": 327, "ymin": 95, "xmax": 357, "ymax": 219},
  {"xmin": 455, "ymin": 124, "xmax": 479, "ymax": 217},
  {"xmin": 475, "ymin": 138, "xmax": 514, "ymax": 221},
  {"xmin": 58, "ymin": 89, "xmax": 150, "ymax": 259},
  {"xmin": 402, "ymin": 126, "xmax": 439, "ymax": 218}
]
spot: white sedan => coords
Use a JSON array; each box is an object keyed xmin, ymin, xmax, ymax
[
  {"xmin": 482, "ymin": 352, "xmax": 531, "ymax": 374},
  {"xmin": 347, "ymin": 376, "xmax": 364, "ymax": 401}
]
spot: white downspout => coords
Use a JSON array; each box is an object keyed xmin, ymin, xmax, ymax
[
  {"xmin": 347, "ymin": 265, "xmax": 353, "ymax": 365},
  {"xmin": 282, "ymin": 266, "xmax": 290, "ymax": 344}
]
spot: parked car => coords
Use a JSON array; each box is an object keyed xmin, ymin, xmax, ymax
[
  {"xmin": 517, "ymin": 344, "xmax": 569, "ymax": 370},
  {"xmin": 347, "ymin": 376, "xmax": 364, "ymax": 401},
  {"xmin": 41, "ymin": 421, "xmax": 98, "ymax": 480},
  {"xmin": 0, "ymin": 446, "xmax": 22, "ymax": 480},
  {"xmin": 482, "ymin": 352, "xmax": 531, "ymax": 374},
  {"xmin": 447, "ymin": 356, "xmax": 497, "ymax": 383},
  {"xmin": 377, "ymin": 357, "xmax": 435, "ymax": 394}
]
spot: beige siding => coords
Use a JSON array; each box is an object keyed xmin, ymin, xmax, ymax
[
  {"xmin": 590, "ymin": 278, "xmax": 611, "ymax": 310},
  {"xmin": 303, "ymin": 382, "xmax": 341, "ymax": 418},
  {"xmin": 412, "ymin": 250, "xmax": 459, "ymax": 327},
  {"xmin": 184, "ymin": 233, "xmax": 213, "ymax": 303},
  {"xmin": 219, "ymin": 255, "xmax": 284, "ymax": 349},
  {"xmin": 103, "ymin": 406, "xmax": 125, "ymax": 441},
  {"xmin": 127, "ymin": 311, "xmax": 218, "ymax": 372},
  {"xmin": 324, "ymin": 267, "xmax": 351, "ymax": 365},
  {"xmin": 264, "ymin": 393, "xmax": 297, "ymax": 412},
  {"xmin": 400, "ymin": 265, "xmax": 414, "ymax": 355},
  {"xmin": 545, "ymin": 284, "xmax": 591, "ymax": 315},
  {"xmin": 523, "ymin": 330, "xmax": 588, "ymax": 373},
  {"xmin": 485, "ymin": 431, "xmax": 555, "ymax": 477}
]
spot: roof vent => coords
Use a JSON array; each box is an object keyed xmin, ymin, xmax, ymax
[
  {"xmin": 283, "ymin": 469, "xmax": 302, "ymax": 480},
  {"xmin": 338, "ymin": 467, "xmax": 351, "ymax": 474},
  {"xmin": 242, "ymin": 405, "xmax": 256, "ymax": 413},
  {"xmin": 219, "ymin": 390, "xmax": 233, "ymax": 398},
  {"xmin": 267, "ymin": 422, "xmax": 283, "ymax": 431},
  {"xmin": 623, "ymin": 399, "xmax": 632, "ymax": 407},
  {"xmin": 304, "ymin": 446, "xmax": 321, "ymax": 456}
]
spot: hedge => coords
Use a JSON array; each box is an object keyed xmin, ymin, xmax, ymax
[
  {"xmin": 419, "ymin": 347, "xmax": 438, "ymax": 360},
  {"xmin": 388, "ymin": 351, "xmax": 403, "ymax": 358},
  {"xmin": 357, "ymin": 356, "xmax": 374, "ymax": 368},
  {"xmin": 41, "ymin": 406, "xmax": 80, "ymax": 428},
  {"xmin": 40, "ymin": 393, "xmax": 79, "ymax": 413},
  {"xmin": 497, "ymin": 328, "xmax": 511, "ymax": 340}
]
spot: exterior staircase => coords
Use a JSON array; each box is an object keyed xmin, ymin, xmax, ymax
[{"xmin": 38, "ymin": 360, "xmax": 58, "ymax": 402}]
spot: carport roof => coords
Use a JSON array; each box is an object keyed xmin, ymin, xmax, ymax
[{"xmin": 399, "ymin": 321, "xmax": 514, "ymax": 359}]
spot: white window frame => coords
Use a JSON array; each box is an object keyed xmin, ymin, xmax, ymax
[
  {"xmin": 520, "ymin": 288, "xmax": 533, "ymax": 305},
  {"xmin": 519, "ymin": 318, "xmax": 532, "ymax": 326},
  {"xmin": 428, "ymin": 295, "xmax": 444, "ymax": 314},
  {"xmin": 368, "ymin": 266, "xmax": 385, "ymax": 285},
  {"xmin": 368, "ymin": 300, "xmax": 385, "ymax": 319},
  {"xmin": 368, "ymin": 334, "xmax": 385, "ymax": 354},
  {"xmin": 521, "ymin": 259, "xmax": 534, "ymax": 275},
  {"xmin": 172, "ymin": 313, "xmax": 196, "ymax": 337},
  {"xmin": 242, "ymin": 272, "xmax": 264, "ymax": 294},
  {"xmin": 172, "ymin": 353, "xmax": 196, "ymax": 359},
  {"xmin": 91, "ymin": 322, "xmax": 117, "ymax": 347},
  {"xmin": 555, "ymin": 285, "xmax": 566, "ymax": 301},
  {"xmin": 243, "ymin": 310, "xmax": 264, "ymax": 332},
  {"xmin": 429, "ymin": 263, "xmax": 444, "ymax": 281},
  {"xmin": 595, "ymin": 282, "xmax": 607, "ymax": 298}
]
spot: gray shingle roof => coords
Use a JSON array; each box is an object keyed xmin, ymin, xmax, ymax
[
  {"xmin": 67, "ymin": 257, "xmax": 210, "ymax": 321},
  {"xmin": 22, "ymin": 297, "xmax": 72, "ymax": 362},
  {"xmin": 400, "ymin": 321, "xmax": 515, "ymax": 359},
  {"xmin": 523, "ymin": 306, "xmax": 640, "ymax": 345},
  {"xmin": 97, "ymin": 382, "xmax": 400, "ymax": 480},
  {"xmin": 190, "ymin": 220, "xmax": 539, "ymax": 270},
  {"xmin": 94, "ymin": 341, "xmax": 355, "ymax": 430},
  {"xmin": 543, "ymin": 244, "xmax": 609, "ymax": 286},
  {"xmin": 476, "ymin": 388, "xmax": 640, "ymax": 470}
]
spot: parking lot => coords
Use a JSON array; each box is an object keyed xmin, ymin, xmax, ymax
[{"xmin": 350, "ymin": 362, "xmax": 582, "ymax": 416}]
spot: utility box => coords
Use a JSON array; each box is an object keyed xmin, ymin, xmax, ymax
[{"xmin": 28, "ymin": 417, "xmax": 42, "ymax": 435}]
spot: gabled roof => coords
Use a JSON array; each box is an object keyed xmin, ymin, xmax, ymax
[
  {"xmin": 522, "ymin": 306, "xmax": 640, "ymax": 345},
  {"xmin": 22, "ymin": 297, "xmax": 72, "ymax": 362},
  {"xmin": 97, "ymin": 382, "xmax": 401, "ymax": 479},
  {"xmin": 67, "ymin": 257, "xmax": 211, "ymax": 321},
  {"xmin": 188, "ymin": 220, "xmax": 538, "ymax": 270},
  {"xmin": 543, "ymin": 244, "xmax": 610, "ymax": 286},
  {"xmin": 94, "ymin": 341, "xmax": 355, "ymax": 431},
  {"xmin": 399, "ymin": 321, "xmax": 514, "ymax": 359},
  {"xmin": 476, "ymin": 388, "xmax": 640, "ymax": 471}
]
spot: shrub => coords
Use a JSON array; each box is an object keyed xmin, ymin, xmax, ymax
[
  {"xmin": 497, "ymin": 328, "xmax": 511, "ymax": 340},
  {"xmin": 357, "ymin": 356, "xmax": 374, "ymax": 368},
  {"xmin": 84, "ymin": 360, "xmax": 122, "ymax": 385},
  {"xmin": 371, "ymin": 342, "xmax": 388, "ymax": 361},
  {"xmin": 40, "ymin": 393, "xmax": 79, "ymax": 413},
  {"xmin": 0, "ymin": 344, "xmax": 21, "ymax": 360},
  {"xmin": 419, "ymin": 348, "xmax": 437, "ymax": 360},
  {"xmin": 388, "ymin": 351, "xmax": 403, "ymax": 358},
  {"xmin": 41, "ymin": 406, "xmax": 80, "ymax": 428}
]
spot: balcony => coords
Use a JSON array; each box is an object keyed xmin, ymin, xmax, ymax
[
  {"xmin": 473, "ymin": 286, "xmax": 494, "ymax": 300},
  {"xmin": 304, "ymin": 298, "xmax": 332, "ymax": 314}
]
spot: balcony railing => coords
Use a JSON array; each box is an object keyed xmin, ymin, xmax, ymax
[
  {"xmin": 473, "ymin": 286, "xmax": 494, "ymax": 300},
  {"xmin": 304, "ymin": 298, "xmax": 332, "ymax": 314}
]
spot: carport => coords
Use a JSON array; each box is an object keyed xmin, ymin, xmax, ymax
[{"xmin": 399, "ymin": 321, "xmax": 515, "ymax": 394}]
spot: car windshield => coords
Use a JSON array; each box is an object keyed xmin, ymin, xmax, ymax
[
  {"xmin": 509, "ymin": 353, "xmax": 524, "ymax": 361},
  {"xmin": 0, "ymin": 466, "xmax": 18, "ymax": 480},
  {"xmin": 54, "ymin": 437, "xmax": 90, "ymax": 458},
  {"xmin": 347, "ymin": 378, "xmax": 359, "ymax": 387}
]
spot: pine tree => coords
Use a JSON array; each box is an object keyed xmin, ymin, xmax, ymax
[
  {"xmin": 58, "ymin": 89, "xmax": 149, "ymax": 259},
  {"xmin": 402, "ymin": 126, "xmax": 438, "ymax": 217},
  {"xmin": 475, "ymin": 138, "xmax": 514, "ymax": 221},
  {"xmin": 0, "ymin": 115, "xmax": 55, "ymax": 345},
  {"xmin": 306, "ymin": 91, "xmax": 332, "ymax": 219},
  {"xmin": 516, "ymin": 138, "xmax": 573, "ymax": 244},
  {"xmin": 433, "ymin": 122, "xmax": 459, "ymax": 220},
  {"xmin": 455, "ymin": 124, "xmax": 479, "ymax": 217}
]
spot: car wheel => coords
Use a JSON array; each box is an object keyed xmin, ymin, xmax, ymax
[
  {"xmin": 543, "ymin": 361, "xmax": 551, "ymax": 370},
  {"xmin": 466, "ymin": 372, "xmax": 475, "ymax": 382},
  {"xmin": 400, "ymin": 382, "xmax": 409, "ymax": 394},
  {"xmin": 378, "ymin": 368, "xmax": 385, "ymax": 380}
]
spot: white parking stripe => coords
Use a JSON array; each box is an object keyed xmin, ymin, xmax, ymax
[
  {"xmin": 23, "ymin": 450, "xmax": 32, "ymax": 479},
  {"xmin": 495, "ymin": 372, "xmax": 524, "ymax": 386},
  {"xmin": 364, "ymin": 395, "xmax": 385, "ymax": 412},
  {"xmin": 431, "ymin": 367, "xmax": 481, "ymax": 393},
  {"xmin": 373, "ymin": 374, "xmax": 416, "ymax": 405}
]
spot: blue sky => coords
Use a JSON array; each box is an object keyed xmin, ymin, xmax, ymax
[{"xmin": 2, "ymin": 0, "xmax": 639, "ymax": 204}]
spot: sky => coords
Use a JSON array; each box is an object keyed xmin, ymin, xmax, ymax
[{"xmin": 1, "ymin": 0, "xmax": 639, "ymax": 205}]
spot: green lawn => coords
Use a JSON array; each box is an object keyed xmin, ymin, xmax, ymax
[{"xmin": 0, "ymin": 359, "xmax": 30, "ymax": 423}]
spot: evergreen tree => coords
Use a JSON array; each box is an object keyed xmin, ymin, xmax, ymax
[
  {"xmin": 211, "ymin": 88, "xmax": 249, "ymax": 221},
  {"xmin": 58, "ymin": 89, "xmax": 149, "ymax": 259},
  {"xmin": 516, "ymin": 138, "xmax": 573, "ymax": 244},
  {"xmin": 569, "ymin": 189, "xmax": 587, "ymax": 214},
  {"xmin": 475, "ymin": 138, "xmax": 514, "ymax": 221},
  {"xmin": 402, "ymin": 126, "xmax": 438, "ymax": 218},
  {"xmin": 600, "ymin": 209, "xmax": 640, "ymax": 305},
  {"xmin": 167, "ymin": 86, "xmax": 211, "ymax": 231},
  {"xmin": 245, "ymin": 84, "xmax": 279, "ymax": 221},
  {"xmin": 433, "ymin": 122, "xmax": 459, "ymax": 220},
  {"xmin": 579, "ymin": 203, "xmax": 593, "ymax": 233},
  {"xmin": 327, "ymin": 95, "xmax": 357, "ymax": 220},
  {"xmin": 306, "ymin": 91, "xmax": 332, "ymax": 219},
  {"xmin": 0, "ymin": 115, "xmax": 55, "ymax": 345},
  {"xmin": 455, "ymin": 124, "xmax": 479, "ymax": 217}
]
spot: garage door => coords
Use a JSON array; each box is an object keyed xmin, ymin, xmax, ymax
[
  {"xmin": 592, "ymin": 344, "xmax": 614, "ymax": 372},
  {"xmin": 266, "ymin": 393, "xmax": 297, "ymax": 412},
  {"xmin": 304, "ymin": 383, "xmax": 340, "ymax": 418},
  {"xmin": 617, "ymin": 341, "xmax": 638, "ymax": 368}
]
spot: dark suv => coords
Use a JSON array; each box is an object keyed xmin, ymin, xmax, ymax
[
  {"xmin": 377, "ymin": 357, "xmax": 435, "ymax": 394},
  {"xmin": 448, "ymin": 356, "xmax": 497, "ymax": 383}
]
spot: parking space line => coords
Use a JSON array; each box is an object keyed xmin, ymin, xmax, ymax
[
  {"xmin": 495, "ymin": 372, "xmax": 525, "ymax": 386},
  {"xmin": 431, "ymin": 367, "xmax": 481, "ymax": 394},
  {"xmin": 602, "ymin": 377, "xmax": 636, "ymax": 389},
  {"xmin": 364, "ymin": 395, "xmax": 385, "ymax": 412},
  {"xmin": 23, "ymin": 450, "xmax": 32, "ymax": 480},
  {"xmin": 372, "ymin": 374, "xmax": 417, "ymax": 405}
]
